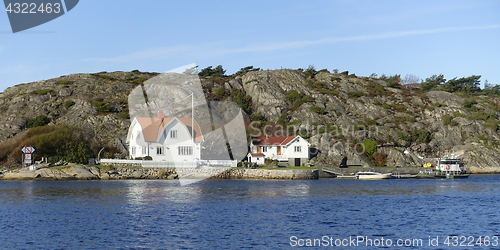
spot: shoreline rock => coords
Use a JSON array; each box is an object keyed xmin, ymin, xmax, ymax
[
  {"xmin": 1, "ymin": 164, "xmax": 497, "ymax": 181},
  {"xmin": 0, "ymin": 164, "xmax": 322, "ymax": 181}
]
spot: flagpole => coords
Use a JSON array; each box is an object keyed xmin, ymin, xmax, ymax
[{"xmin": 191, "ymin": 92, "xmax": 194, "ymax": 143}]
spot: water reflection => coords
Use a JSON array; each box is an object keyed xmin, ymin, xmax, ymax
[{"xmin": 1, "ymin": 176, "xmax": 500, "ymax": 249}]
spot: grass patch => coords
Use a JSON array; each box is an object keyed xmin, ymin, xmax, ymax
[
  {"xmin": 56, "ymin": 80, "xmax": 75, "ymax": 85},
  {"xmin": 452, "ymin": 111, "xmax": 467, "ymax": 118},
  {"xmin": 310, "ymin": 106, "xmax": 325, "ymax": 114},
  {"xmin": 63, "ymin": 100, "xmax": 75, "ymax": 109},
  {"xmin": 31, "ymin": 89, "xmax": 53, "ymax": 95},
  {"xmin": 347, "ymin": 91, "xmax": 364, "ymax": 98}
]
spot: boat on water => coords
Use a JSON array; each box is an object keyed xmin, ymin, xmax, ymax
[
  {"xmin": 355, "ymin": 170, "xmax": 392, "ymax": 179},
  {"xmin": 416, "ymin": 158, "xmax": 469, "ymax": 179}
]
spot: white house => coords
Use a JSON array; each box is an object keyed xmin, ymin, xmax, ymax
[
  {"xmin": 247, "ymin": 136, "xmax": 310, "ymax": 166},
  {"xmin": 126, "ymin": 110, "xmax": 203, "ymax": 163}
]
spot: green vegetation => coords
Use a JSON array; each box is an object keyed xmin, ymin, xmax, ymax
[
  {"xmin": 56, "ymin": 80, "xmax": 75, "ymax": 85},
  {"xmin": 0, "ymin": 125, "xmax": 96, "ymax": 164},
  {"xmin": 463, "ymin": 99, "xmax": 477, "ymax": 110},
  {"xmin": 231, "ymin": 89, "xmax": 252, "ymax": 113},
  {"xmin": 471, "ymin": 110, "xmax": 495, "ymax": 121},
  {"xmin": 285, "ymin": 90, "xmax": 302, "ymax": 102},
  {"xmin": 484, "ymin": 119, "xmax": 500, "ymax": 131},
  {"xmin": 117, "ymin": 112, "xmax": 130, "ymax": 119},
  {"xmin": 250, "ymin": 113, "xmax": 266, "ymax": 122},
  {"xmin": 302, "ymin": 65, "xmax": 317, "ymax": 78},
  {"xmin": 198, "ymin": 65, "xmax": 226, "ymax": 77},
  {"xmin": 306, "ymin": 79, "xmax": 339, "ymax": 95},
  {"xmin": 363, "ymin": 139, "xmax": 377, "ymax": 157},
  {"xmin": 63, "ymin": 100, "xmax": 75, "ymax": 109},
  {"xmin": 310, "ymin": 106, "xmax": 325, "ymax": 114},
  {"xmin": 285, "ymin": 90, "xmax": 315, "ymax": 108},
  {"xmin": 421, "ymin": 74, "xmax": 445, "ymax": 91},
  {"xmin": 92, "ymin": 100, "xmax": 110, "ymax": 113},
  {"xmin": 301, "ymin": 95, "xmax": 315, "ymax": 102},
  {"xmin": 442, "ymin": 75, "xmax": 481, "ymax": 93},
  {"xmin": 364, "ymin": 118, "xmax": 377, "ymax": 126},
  {"xmin": 397, "ymin": 128, "xmax": 432, "ymax": 144},
  {"xmin": 379, "ymin": 74, "xmax": 401, "ymax": 88},
  {"xmin": 442, "ymin": 115, "xmax": 452, "ymax": 125},
  {"xmin": 32, "ymin": 89, "xmax": 53, "ymax": 95},
  {"xmin": 364, "ymin": 82, "xmax": 388, "ymax": 96},
  {"xmin": 288, "ymin": 119, "xmax": 301, "ymax": 126},
  {"xmin": 232, "ymin": 66, "xmax": 260, "ymax": 76},
  {"xmin": 482, "ymin": 80, "xmax": 500, "ymax": 95},
  {"xmin": 215, "ymin": 87, "xmax": 225, "ymax": 99},
  {"xmin": 277, "ymin": 113, "xmax": 288, "ymax": 125},
  {"xmin": 27, "ymin": 115, "xmax": 50, "ymax": 128},
  {"xmin": 452, "ymin": 111, "xmax": 466, "ymax": 118},
  {"xmin": 133, "ymin": 77, "xmax": 147, "ymax": 84},
  {"xmin": 433, "ymin": 102, "xmax": 446, "ymax": 107},
  {"xmin": 347, "ymin": 91, "xmax": 364, "ymax": 98}
]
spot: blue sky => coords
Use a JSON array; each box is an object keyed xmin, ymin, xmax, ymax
[{"xmin": 0, "ymin": 0, "xmax": 499, "ymax": 91}]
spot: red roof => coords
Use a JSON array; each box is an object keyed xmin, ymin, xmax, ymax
[
  {"xmin": 252, "ymin": 136, "xmax": 297, "ymax": 146},
  {"xmin": 250, "ymin": 153, "xmax": 265, "ymax": 157},
  {"xmin": 136, "ymin": 117, "xmax": 203, "ymax": 142}
]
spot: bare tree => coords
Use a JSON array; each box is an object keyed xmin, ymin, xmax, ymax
[{"xmin": 401, "ymin": 74, "xmax": 421, "ymax": 85}]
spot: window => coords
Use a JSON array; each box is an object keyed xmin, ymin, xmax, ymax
[
  {"xmin": 142, "ymin": 147, "xmax": 147, "ymax": 155},
  {"xmin": 131, "ymin": 147, "xmax": 136, "ymax": 155},
  {"xmin": 262, "ymin": 146, "xmax": 267, "ymax": 152},
  {"xmin": 178, "ymin": 146, "xmax": 193, "ymax": 155},
  {"xmin": 294, "ymin": 146, "xmax": 301, "ymax": 152},
  {"xmin": 157, "ymin": 146, "xmax": 164, "ymax": 155},
  {"xmin": 170, "ymin": 130, "xmax": 178, "ymax": 139}
]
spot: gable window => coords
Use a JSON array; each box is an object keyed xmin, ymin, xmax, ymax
[
  {"xmin": 157, "ymin": 146, "xmax": 164, "ymax": 155},
  {"xmin": 131, "ymin": 147, "xmax": 136, "ymax": 155},
  {"xmin": 178, "ymin": 146, "xmax": 193, "ymax": 155},
  {"xmin": 294, "ymin": 146, "xmax": 301, "ymax": 152},
  {"xmin": 142, "ymin": 147, "xmax": 147, "ymax": 155},
  {"xmin": 262, "ymin": 146, "xmax": 267, "ymax": 152},
  {"xmin": 170, "ymin": 130, "xmax": 178, "ymax": 139}
]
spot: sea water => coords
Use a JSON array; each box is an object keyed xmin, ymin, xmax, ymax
[{"xmin": 1, "ymin": 176, "xmax": 499, "ymax": 249}]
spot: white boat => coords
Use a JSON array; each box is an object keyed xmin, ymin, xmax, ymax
[{"xmin": 355, "ymin": 171, "xmax": 392, "ymax": 179}]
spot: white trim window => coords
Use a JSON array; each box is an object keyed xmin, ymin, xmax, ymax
[
  {"xmin": 131, "ymin": 146, "xmax": 136, "ymax": 155},
  {"xmin": 262, "ymin": 146, "xmax": 267, "ymax": 152},
  {"xmin": 294, "ymin": 146, "xmax": 301, "ymax": 152},
  {"xmin": 142, "ymin": 147, "xmax": 147, "ymax": 155},
  {"xmin": 157, "ymin": 146, "xmax": 164, "ymax": 155},
  {"xmin": 170, "ymin": 130, "xmax": 178, "ymax": 139},
  {"xmin": 178, "ymin": 146, "xmax": 193, "ymax": 155}
]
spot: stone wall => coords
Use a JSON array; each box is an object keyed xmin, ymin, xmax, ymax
[{"xmin": 213, "ymin": 168, "xmax": 318, "ymax": 180}]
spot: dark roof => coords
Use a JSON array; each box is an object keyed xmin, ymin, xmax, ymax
[{"xmin": 252, "ymin": 136, "xmax": 297, "ymax": 146}]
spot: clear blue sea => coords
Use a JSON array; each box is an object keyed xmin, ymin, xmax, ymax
[{"xmin": 1, "ymin": 176, "xmax": 499, "ymax": 249}]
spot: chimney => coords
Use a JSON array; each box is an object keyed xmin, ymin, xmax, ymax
[{"xmin": 158, "ymin": 110, "xmax": 164, "ymax": 118}]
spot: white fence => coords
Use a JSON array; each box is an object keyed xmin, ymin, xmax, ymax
[{"xmin": 99, "ymin": 159, "xmax": 238, "ymax": 168}]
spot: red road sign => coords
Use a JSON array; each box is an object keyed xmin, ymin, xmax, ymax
[{"xmin": 22, "ymin": 146, "xmax": 35, "ymax": 164}]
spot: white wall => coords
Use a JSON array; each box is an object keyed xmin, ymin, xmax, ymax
[
  {"xmin": 127, "ymin": 119, "xmax": 151, "ymax": 159},
  {"xmin": 250, "ymin": 137, "xmax": 310, "ymax": 160},
  {"xmin": 127, "ymin": 118, "xmax": 201, "ymax": 162},
  {"xmin": 282, "ymin": 138, "xmax": 309, "ymax": 159}
]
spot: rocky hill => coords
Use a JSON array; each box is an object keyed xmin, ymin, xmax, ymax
[{"xmin": 1, "ymin": 69, "xmax": 500, "ymax": 173}]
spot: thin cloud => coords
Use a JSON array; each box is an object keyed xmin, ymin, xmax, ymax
[{"xmin": 83, "ymin": 24, "xmax": 500, "ymax": 63}]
